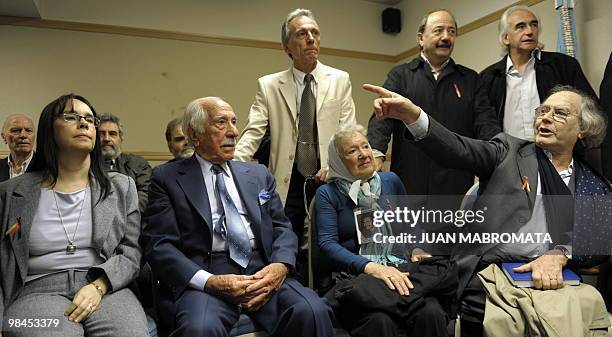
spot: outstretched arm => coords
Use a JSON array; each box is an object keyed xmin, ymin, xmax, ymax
[{"xmin": 363, "ymin": 84, "xmax": 506, "ymax": 179}]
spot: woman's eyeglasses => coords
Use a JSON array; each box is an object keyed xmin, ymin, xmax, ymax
[{"xmin": 61, "ymin": 111, "xmax": 101, "ymax": 126}]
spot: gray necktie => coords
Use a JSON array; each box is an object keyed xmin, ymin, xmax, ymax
[
  {"xmin": 211, "ymin": 164, "xmax": 252, "ymax": 268},
  {"xmin": 296, "ymin": 73, "xmax": 318, "ymax": 176}
]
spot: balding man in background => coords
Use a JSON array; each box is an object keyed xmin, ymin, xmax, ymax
[
  {"xmin": 165, "ymin": 117, "xmax": 195, "ymax": 162},
  {"xmin": 0, "ymin": 114, "xmax": 35, "ymax": 182}
]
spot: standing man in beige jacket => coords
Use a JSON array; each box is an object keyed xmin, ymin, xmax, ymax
[{"xmin": 235, "ymin": 8, "xmax": 356, "ymax": 267}]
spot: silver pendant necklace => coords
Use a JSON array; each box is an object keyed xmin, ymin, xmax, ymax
[{"xmin": 52, "ymin": 188, "xmax": 87, "ymax": 255}]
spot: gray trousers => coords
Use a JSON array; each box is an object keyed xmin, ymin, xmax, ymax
[{"xmin": 4, "ymin": 270, "xmax": 148, "ymax": 337}]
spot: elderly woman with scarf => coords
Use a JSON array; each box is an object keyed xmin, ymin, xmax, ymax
[{"xmin": 315, "ymin": 124, "xmax": 456, "ymax": 337}]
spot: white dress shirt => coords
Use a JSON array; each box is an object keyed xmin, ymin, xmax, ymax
[
  {"xmin": 189, "ymin": 155, "xmax": 257, "ymax": 290},
  {"xmin": 8, "ymin": 151, "xmax": 34, "ymax": 179},
  {"xmin": 420, "ymin": 52, "xmax": 450, "ymax": 80},
  {"xmin": 292, "ymin": 62, "xmax": 320, "ymax": 115},
  {"xmin": 503, "ymin": 49, "xmax": 541, "ymax": 141}
]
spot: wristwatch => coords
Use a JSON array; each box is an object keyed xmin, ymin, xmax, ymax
[
  {"xmin": 554, "ymin": 245, "xmax": 572, "ymax": 260},
  {"xmin": 91, "ymin": 282, "xmax": 104, "ymax": 296}
]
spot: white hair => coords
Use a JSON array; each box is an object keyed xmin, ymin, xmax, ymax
[{"xmin": 498, "ymin": 5, "xmax": 544, "ymax": 54}]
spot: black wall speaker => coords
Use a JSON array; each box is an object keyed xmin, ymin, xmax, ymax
[{"xmin": 382, "ymin": 8, "xmax": 401, "ymax": 34}]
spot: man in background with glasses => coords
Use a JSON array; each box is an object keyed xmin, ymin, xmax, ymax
[
  {"xmin": 0, "ymin": 114, "xmax": 35, "ymax": 182},
  {"xmin": 98, "ymin": 113, "xmax": 152, "ymax": 214}
]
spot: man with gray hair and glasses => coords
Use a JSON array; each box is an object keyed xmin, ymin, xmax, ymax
[
  {"xmin": 476, "ymin": 5, "xmax": 596, "ymax": 142},
  {"xmin": 365, "ymin": 82, "xmax": 611, "ymax": 337},
  {"xmin": 235, "ymin": 8, "xmax": 356, "ymax": 281}
]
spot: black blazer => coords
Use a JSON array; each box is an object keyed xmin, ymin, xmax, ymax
[
  {"xmin": 477, "ymin": 51, "xmax": 597, "ymax": 124},
  {"xmin": 367, "ymin": 56, "xmax": 501, "ymax": 197},
  {"xmin": 0, "ymin": 157, "xmax": 9, "ymax": 183},
  {"xmin": 412, "ymin": 117, "xmax": 611, "ymax": 296}
]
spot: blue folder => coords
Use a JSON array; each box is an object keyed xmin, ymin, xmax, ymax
[{"xmin": 501, "ymin": 262, "xmax": 580, "ymax": 288}]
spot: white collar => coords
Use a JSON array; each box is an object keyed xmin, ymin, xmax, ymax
[
  {"xmin": 195, "ymin": 154, "xmax": 230, "ymax": 177},
  {"xmin": 8, "ymin": 151, "xmax": 34, "ymax": 167},
  {"xmin": 420, "ymin": 52, "xmax": 450, "ymax": 73},
  {"xmin": 544, "ymin": 150, "xmax": 574, "ymax": 177},
  {"xmin": 292, "ymin": 62, "xmax": 320, "ymax": 85},
  {"xmin": 506, "ymin": 48, "xmax": 541, "ymax": 73}
]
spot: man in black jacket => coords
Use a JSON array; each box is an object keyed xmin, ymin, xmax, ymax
[
  {"xmin": 367, "ymin": 9, "xmax": 500, "ymax": 199},
  {"xmin": 98, "ymin": 113, "xmax": 152, "ymax": 214},
  {"xmin": 476, "ymin": 5, "xmax": 596, "ymax": 142}
]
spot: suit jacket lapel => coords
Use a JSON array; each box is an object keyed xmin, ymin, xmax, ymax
[
  {"xmin": 278, "ymin": 69, "xmax": 298, "ymax": 125},
  {"xmin": 91, "ymin": 176, "xmax": 114, "ymax": 250},
  {"xmin": 177, "ymin": 157, "xmax": 213, "ymax": 234},
  {"xmin": 517, "ymin": 144, "xmax": 538, "ymax": 210},
  {"xmin": 228, "ymin": 162, "xmax": 262, "ymax": 238},
  {"xmin": 316, "ymin": 65, "xmax": 331, "ymax": 113},
  {"xmin": 9, "ymin": 172, "xmax": 43, "ymax": 282}
]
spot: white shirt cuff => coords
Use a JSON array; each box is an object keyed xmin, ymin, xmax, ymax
[
  {"xmin": 189, "ymin": 269, "xmax": 213, "ymax": 291},
  {"xmin": 403, "ymin": 108, "xmax": 429, "ymax": 140}
]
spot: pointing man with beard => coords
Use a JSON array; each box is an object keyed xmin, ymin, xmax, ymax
[{"xmin": 98, "ymin": 113, "xmax": 152, "ymax": 213}]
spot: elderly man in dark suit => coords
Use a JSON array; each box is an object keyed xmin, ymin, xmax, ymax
[
  {"xmin": 142, "ymin": 97, "xmax": 334, "ymax": 337},
  {"xmin": 364, "ymin": 83, "xmax": 611, "ymax": 337}
]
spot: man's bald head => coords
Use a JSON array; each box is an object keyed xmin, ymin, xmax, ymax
[{"xmin": 1, "ymin": 114, "xmax": 35, "ymax": 159}]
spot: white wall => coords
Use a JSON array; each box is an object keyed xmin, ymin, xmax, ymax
[
  {"xmin": 35, "ymin": 0, "xmax": 399, "ymax": 55},
  {"xmin": 398, "ymin": 0, "xmax": 611, "ymax": 89},
  {"xmin": 1, "ymin": 0, "xmax": 610, "ymax": 158},
  {"xmin": 395, "ymin": 0, "xmax": 517, "ymax": 54},
  {"xmin": 0, "ymin": 25, "xmax": 390, "ymax": 153}
]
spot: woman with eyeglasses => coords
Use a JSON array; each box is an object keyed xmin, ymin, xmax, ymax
[{"xmin": 0, "ymin": 94, "xmax": 148, "ymax": 337}]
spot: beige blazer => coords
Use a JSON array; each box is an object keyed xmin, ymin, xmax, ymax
[{"xmin": 235, "ymin": 62, "xmax": 356, "ymax": 203}]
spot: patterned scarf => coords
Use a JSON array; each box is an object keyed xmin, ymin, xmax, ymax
[{"xmin": 327, "ymin": 136, "xmax": 405, "ymax": 265}]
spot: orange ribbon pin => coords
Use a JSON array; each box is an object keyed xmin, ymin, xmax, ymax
[
  {"xmin": 453, "ymin": 83, "xmax": 462, "ymax": 98},
  {"xmin": 521, "ymin": 176, "xmax": 531, "ymax": 192},
  {"xmin": 5, "ymin": 217, "xmax": 22, "ymax": 238}
]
